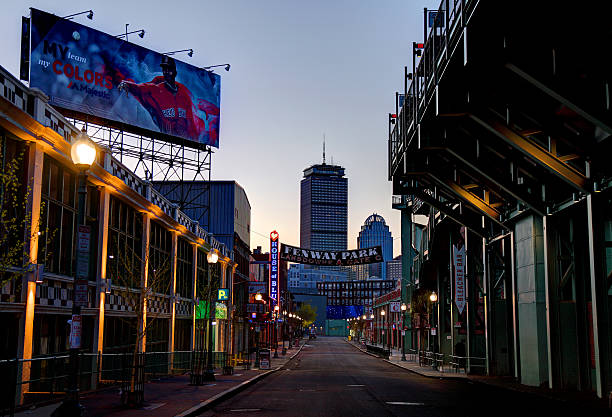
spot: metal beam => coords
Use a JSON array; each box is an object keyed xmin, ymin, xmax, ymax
[
  {"xmin": 432, "ymin": 146, "xmax": 547, "ymax": 217},
  {"xmin": 506, "ymin": 63, "xmax": 612, "ymax": 138},
  {"xmin": 426, "ymin": 173, "xmax": 507, "ymax": 230},
  {"xmin": 403, "ymin": 185, "xmax": 489, "ymax": 239},
  {"xmin": 469, "ymin": 115, "xmax": 588, "ymax": 191}
]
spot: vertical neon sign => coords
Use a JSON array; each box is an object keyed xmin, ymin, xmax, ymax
[{"xmin": 270, "ymin": 231, "xmax": 279, "ymax": 307}]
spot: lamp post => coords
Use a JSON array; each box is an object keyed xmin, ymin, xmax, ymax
[
  {"xmin": 282, "ymin": 310, "xmax": 287, "ymax": 355},
  {"xmin": 203, "ymin": 251, "xmax": 219, "ymax": 382},
  {"xmin": 380, "ymin": 310, "xmax": 386, "ymax": 348},
  {"xmin": 369, "ymin": 313, "xmax": 374, "ymax": 343},
  {"xmin": 254, "ymin": 293, "xmax": 262, "ymax": 368},
  {"xmin": 429, "ymin": 291, "xmax": 438, "ymax": 354},
  {"xmin": 54, "ymin": 128, "xmax": 95, "ymax": 417},
  {"xmin": 273, "ymin": 305, "xmax": 279, "ymax": 358},
  {"xmin": 401, "ymin": 303, "xmax": 407, "ymax": 360}
]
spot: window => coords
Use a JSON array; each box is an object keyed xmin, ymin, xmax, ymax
[
  {"xmin": 176, "ymin": 238, "xmax": 193, "ymax": 299},
  {"xmin": 149, "ymin": 221, "xmax": 172, "ymax": 294},
  {"xmin": 39, "ymin": 156, "xmax": 77, "ymax": 277},
  {"xmin": 107, "ymin": 196, "xmax": 142, "ymax": 287}
]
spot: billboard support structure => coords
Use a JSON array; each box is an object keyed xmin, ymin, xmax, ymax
[{"xmin": 70, "ymin": 119, "xmax": 212, "ymax": 225}]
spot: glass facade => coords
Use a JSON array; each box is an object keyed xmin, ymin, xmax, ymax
[
  {"xmin": 357, "ymin": 214, "xmax": 393, "ymax": 279},
  {"xmin": 300, "ymin": 163, "xmax": 348, "ymax": 251}
]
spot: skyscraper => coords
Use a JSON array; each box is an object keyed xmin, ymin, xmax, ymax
[
  {"xmin": 300, "ymin": 160, "xmax": 348, "ymax": 251},
  {"xmin": 357, "ymin": 214, "xmax": 393, "ymax": 279}
]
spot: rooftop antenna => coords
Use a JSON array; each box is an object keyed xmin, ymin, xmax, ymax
[
  {"xmin": 323, "ymin": 134, "xmax": 326, "ymax": 164},
  {"xmin": 331, "ymin": 156, "xmax": 334, "ymax": 165}
]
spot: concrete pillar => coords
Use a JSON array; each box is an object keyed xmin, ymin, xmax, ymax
[
  {"xmin": 139, "ymin": 214, "xmax": 151, "ymax": 353},
  {"xmin": 92, "ymin": 187, "xmax": 110, "ymax": 388},
  {"xmin": 169, "ymin": 232, "xmax": 178, "ymax": 353},
  {"xmin": 15, "ymin": 143, "xmax": 44, "ymax": 403},
  {"xmin": 586, "ymin": 194, "xmax": 603, "ymax": 397},
  {"xmin": 514, "ymin": 215, "xmax": 549, "ymax": 386},
  {"xmin": 401, "ymin": 205, "xmax": 413, "ymax": 350},
  {"xmin": 190, "ymin": 244, "xmax": 198, "ymax": 351}
]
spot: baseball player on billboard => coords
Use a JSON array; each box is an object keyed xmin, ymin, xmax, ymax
[{"xmin": 118, "ymin": 55, "xmax": 219, "ymax": 146}]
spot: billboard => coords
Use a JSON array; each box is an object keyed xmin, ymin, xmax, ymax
[
  {"xmin": 326, "ymin": 305, "xmax": 364, "ymax": 320},
  {"xmin": 280, "ymin": 243, "xmax": 383, "ymax": 267},
  {"xmin": 26, "ymin": 8, "xmax": 220, "ymax": 148}
]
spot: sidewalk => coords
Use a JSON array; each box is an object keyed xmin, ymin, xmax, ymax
[
  {"xmin": 16, "ymin": 340, "xmax": 306, "ymax": 417},
  {"xmin": 346, "ymin": 339, "xmax": 608, "ymax": 411},
  {"xmin": 347, "ymin": 340, "xmax": 466, "ymax": 380}
]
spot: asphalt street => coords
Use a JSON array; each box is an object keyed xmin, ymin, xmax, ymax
[{"xmin": 200, "ymin": 337, "xmax": 603, "ymax": 417}]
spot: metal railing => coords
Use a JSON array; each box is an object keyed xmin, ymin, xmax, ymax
[
  {"xmin": 0, "ymin": 350, "xmax": 231, "ymax": 416},
  {"xmin": 389, "ymin": 0, "xmax": 480, "ymax": 176}
]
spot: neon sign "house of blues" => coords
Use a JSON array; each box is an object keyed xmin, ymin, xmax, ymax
[{"xmin": 269, "ymin": 231, "xmax": 279, "ymax": 306}]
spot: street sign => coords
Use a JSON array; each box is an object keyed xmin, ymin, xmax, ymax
[
  {"xmin": 248, "ymin": 282, "xmax": 267, "ymax": 294},
  {"xmin": 74, "ymin": 279, "xmax": 88, "ymax": 308},
  {"xmin": 218, "ymin": 288, "xmax": 229, "ymax": 300},
  {"xmin": 77, "ymin": 225, "xmax": 90, "ymax": 252},
  {"xmin": 76, "ymin": 225, "xmax": 91, "ymax": 279},
  {"xmin": 246, "ymin": 303, "xmax": 266, "ymax": 313},
  {"xmin": 259, "ymin": 349, "xmax": 270, "ymax": 369},
  {"xmin": 69, "ymin": 315, "xmax": 82, "ymax": 349}
]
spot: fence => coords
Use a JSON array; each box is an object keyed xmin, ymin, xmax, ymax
[
  {"xmin": 0, "ymin": 350, "xmax": 230, "ymax": 417},
  {"xmin": 360, "ymin": 341, "xmax": 485, "ymax": 375}
]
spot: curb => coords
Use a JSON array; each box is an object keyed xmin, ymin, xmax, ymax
[
  {"xmin": 175, "ymin": 341, "xmax": 306, "ymax": 417},
  {"xmin": 344, "ymin": 340, "xmax": 608, "ymax": 410},
  {"xmin": 343, "ymin": 339, "xmax": 465, "ymax": 381}
]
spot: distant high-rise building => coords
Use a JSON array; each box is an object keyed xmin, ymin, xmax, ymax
[
  {"xmin": 386, "ymin": 255, "xmax": 402, "ymax": 285},
  {"xmin": 288, "ymin": 264, "xmax": 348, "ymax": 293},
  {"xmin": 300, "ymin": 159, "xmax": 348, "ymax": 251},
  {"xmin": 357, "ymin": 214, "xmax": 393, "ymax": 279}
]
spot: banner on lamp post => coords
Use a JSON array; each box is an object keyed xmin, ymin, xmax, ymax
[{"xmin": 453, "ymin": 245, "xmax": 466, "ymax": 314}]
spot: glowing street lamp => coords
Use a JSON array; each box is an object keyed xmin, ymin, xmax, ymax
[
  {"xmin": 204, "ymin": 250, "xmax": 218, "ymax": 382},
  {"xmin": 255, "ymin": 293, "xmax": 263, "ymax": 301},
  {"xmin": 430, "ymin": 292, "xmax": 438, "ymax": 302}
]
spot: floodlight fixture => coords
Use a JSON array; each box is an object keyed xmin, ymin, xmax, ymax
[
  {"xmin": 203, "ymin": 64, "xmax": 231, "ymax": 72},
  {"xmin": 63, "ymin": 10, "xmax": 94, "ymax": 20},
  {"xmin": 163, "ymin": 48, "xmax": 194, "ymax": 57}
]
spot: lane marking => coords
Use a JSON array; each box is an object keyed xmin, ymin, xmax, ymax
[
  {"xmin": 347, "ymin": 384, "xmax": 364, "ymax": 387},
  {"xmin": 142, "ymin": 403, "xmax": 165, "ymax": 410},
  {"xmin": 386, "ymin": 401, "xmax": 425, "ymax": 406},
  {"xmin": 229, "ymin": 409, "xmax": 262, "ymax": 412}
]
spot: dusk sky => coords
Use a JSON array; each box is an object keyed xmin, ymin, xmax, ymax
[{"xmin": 2, "ymin": 0, "xmax": 439, "ymax": 256}]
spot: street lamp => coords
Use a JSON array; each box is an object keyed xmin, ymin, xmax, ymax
[
  {"xmin": 401, "ymin": 303, "xmax": 407, "ymax": 361},
  {"xmin": 380, "ymin": 310, "xmax": 386, "ymax": 347},
  {"xmin": 429, "ymin": 292, "xmax": 438, "ymax": 355},
  {"xmin": 273, "ymin": 305, "xmax": 280, "ymax": 358},
  {"xmin": 204, "ymin": 250, "xmax": 218, "ymax": 382},
  {"xmin": 255, "ymin": 292, "xmax": 263, "ymax": 301},
  {"xmin": 55, "ymin": 128, "xmax": 95, "ymax": 416}
]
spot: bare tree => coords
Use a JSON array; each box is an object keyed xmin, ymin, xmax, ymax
[
  {"xmin": 0, "ymin": 146, "xmax": 53, "ymax": 290},
  {"xmin": 108, "ymin": 236, "xmax": 171, "ymax": 406}
]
